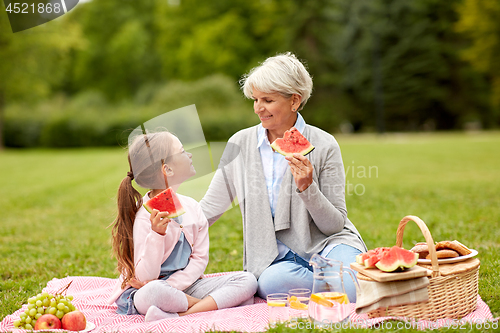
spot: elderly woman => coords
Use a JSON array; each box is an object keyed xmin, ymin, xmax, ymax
[{"xmin": 200, "ymin": 52, "xmax": 366, "ymax": 302}]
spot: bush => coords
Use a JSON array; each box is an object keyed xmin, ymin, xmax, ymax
[{"xmin": 2, "ymin": 75, "xmax": 257, "ymax": 147}]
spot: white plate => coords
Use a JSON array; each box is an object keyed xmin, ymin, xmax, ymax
[
  {"xmin": 418, "ymin": 249, "xmax": 478, "ymax": 264},
  {"xmin": 81, "ymin": 321, "xmax": 96, "ymax": 333}
]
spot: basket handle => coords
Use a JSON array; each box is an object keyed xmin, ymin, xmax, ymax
[{"xmin": 396, "ymin": 215, "xmax": 440, "ymax": 277}]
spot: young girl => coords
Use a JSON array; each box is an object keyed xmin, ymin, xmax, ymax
[{"xmin": 107, "ymin": 130, "xmax": 257, "ymax": 322}]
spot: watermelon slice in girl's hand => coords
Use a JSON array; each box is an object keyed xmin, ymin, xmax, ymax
[
  {"xmin": 143, "ymin": 188, "xmax": 186, "ymax": 218},
  {"xmin": 270, "ymin": 127, "xmax": 314, "ymax": 157}
]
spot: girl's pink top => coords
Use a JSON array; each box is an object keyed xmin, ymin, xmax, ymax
[{"xmin": 107, "ymin": 193, "xmax": 210, "ymax": 304}]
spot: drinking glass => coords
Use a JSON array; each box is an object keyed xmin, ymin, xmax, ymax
[
  {"xmin": 288, "ymin": 288, "xmax": 311, "ymax": 322},
  {"xmin": 267, "ymin": 293, "xmax": 289, "ymax": 327}
]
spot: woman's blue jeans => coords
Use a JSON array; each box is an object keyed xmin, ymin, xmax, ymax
[{"xmin": 257, "ymin": 244, "xmax": 361, "ymax": 302}]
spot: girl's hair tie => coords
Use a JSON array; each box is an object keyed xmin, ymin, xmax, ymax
[{"xmin": 127, "ymin": 171, "xmax": 134, "ymax": 180}]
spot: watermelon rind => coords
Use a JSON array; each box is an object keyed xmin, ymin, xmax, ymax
[
  {"xmin": 355, "ymin": 254, "xmax": 363, "ymax": 265},
  {"xmin": 375, "ymin": 251, "xmax": 401, "ymax": 272},
  {"xmin": 143, "ymin": 203, "xmax": 186, "ymax": 219},
  {"xmin": 271, "ymin": 142, "xmax": 315, "ymax": 157},
  {"xmin": 375, "ymin": 246, "xmax": 419, "ymax": 272},
  {"xmin": 270, "ymin": 126, "xmax": 315, "ymax": 157}
]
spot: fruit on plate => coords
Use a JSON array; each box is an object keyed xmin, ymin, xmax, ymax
[
  {"xmin": 375, "ymin": 246, "xmax": 419, "ymax": 272},
  {"xmin": 34, "ymin": 314, "xmax": 62, "ymax": 330},
  {"xmin": 270, "ymin": 126, "xmax": 315, "ymax": 157},
  {"xmin": 12, "ymin": 288, "xmax": 77, "ymax": 330},
  {"xmin": 355, "ymin": 247, "xmax": 391, "ymax": 268},
  {"xmin": 143, "ymin": 187, "xmax": 185, "ymax": 218},
  {"xmin": 62, "ymin": 310, "xmax": 87, "ymax": 331}
]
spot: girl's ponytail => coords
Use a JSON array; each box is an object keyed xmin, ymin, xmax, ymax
[
  {"xmin": 110, "ymin": 131, "xmax": 175, "ymax": 288},
  {"xmin": 111, "ymin": 168, "xmax": 143, "ymax": 289}
]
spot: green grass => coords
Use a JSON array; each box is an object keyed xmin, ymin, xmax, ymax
[{"xmin": 1, "ymin": 132, "xmax": 499, "ymax": 332}]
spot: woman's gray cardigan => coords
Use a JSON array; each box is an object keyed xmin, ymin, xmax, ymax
[{"xmin": 200, "ymin": 124, "xmax": 367, "ymax": 278}]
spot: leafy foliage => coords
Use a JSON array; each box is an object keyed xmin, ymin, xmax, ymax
[
  {"xmin": 455, "ymin": 0, "xmax": 500, "ymax": 113},
  {"xmin": 3, "ymin": 75, "xmax": 256, "ymax": 147},
  {"xmin": 1, "ymin": 0, "xmax": 500, "ymax": 148}
]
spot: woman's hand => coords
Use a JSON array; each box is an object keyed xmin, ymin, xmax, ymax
[
  {"xmin": 150, "ymin": 209, "xmax": 171, "ymax": 236},
  {"xmin": 286, "ymin": 153, "xmax": 313, "ymax": 192}
]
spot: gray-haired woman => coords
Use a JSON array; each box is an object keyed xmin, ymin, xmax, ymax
[{"xmin": 200, "ymin": 52, "xmax": 367, "ymax": 302}]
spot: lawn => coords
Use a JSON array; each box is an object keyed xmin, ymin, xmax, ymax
[{"xmin": 1, "ymin": 131, "xmax": 499, "ymax": 332}]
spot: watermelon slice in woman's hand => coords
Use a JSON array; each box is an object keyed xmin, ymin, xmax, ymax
[
  {"xmin": 143, "ymin": 188, "xmax": 186, "ymax": 218},
  {"xmin": 270, "ymin": 127, "xmax": 314, "ymax": 157}
]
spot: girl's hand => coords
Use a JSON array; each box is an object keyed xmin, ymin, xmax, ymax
[
  {"xmin": 150, "ymin": 209, "xmax": 171, "ymax": 235},
  {"xmin": 286, "ymin": 153, "xmax": 313, "ymax": 192},
  {"xmin": 129, "ymin": 277, "xmax": 154, "ymax": 289}
]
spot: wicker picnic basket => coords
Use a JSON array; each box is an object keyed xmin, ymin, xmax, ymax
[{"xmin": 367, "ymin": 215, "xmax": 480, "ymax": 321}]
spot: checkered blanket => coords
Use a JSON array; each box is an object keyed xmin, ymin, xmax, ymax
[{"xmin": 1, "ymin": 274, "xmax": 497, "ymax": 332}]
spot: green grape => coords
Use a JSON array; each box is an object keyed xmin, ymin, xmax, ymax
[
  {"xmin": 13, "ymin": 319, "xmax": 21, "ymax": 327},
  {"xmin": 27, "ymin": 303, "xmax": 35, "ymax": 310},
  {"xmin": 25, "ymin": 323, "xmax": 33, "ymax": 330},
  {"xmin": 42, "ymin": 298, "xmax": 50, "ymax": 307},
  {"xmin": 48, "ymin": 307, "xmax": 57, "ymax": 315},
  {"xmin": 25, "ymin": 316, "xmax": 32, "ymax": 324},
  {"xmin": 24, "ymin": 309, "xmax": 30, "ymax": 316},
  {"xmin": 28, "ymin": 297, "xmax": 36, "ymax": 304},
  {"xmin": 63, "ymin": 306, "xmax": 70, "ymax": 313},
  {"xmin": 37, "ymin": 307, "xmax": 45, "ymax": 314},
  {"xmin": 36, "ymin": 294, "xmax": 43, "ymax": 301},
  {"xmin": 42, "ymin": 291, "xmax": 49, "ymax": 298},
  {"xmin": 55, "ymin": 295, "xmax": 61, "ymax": 302},
  {"xmin": 19, "ymin": 312, "xmax": 27, "ymax": 320},
  {"xmin": 32, "ymin": 319, "xmax": 37, "ymax": 327},
  {"xmin": 29, "ymin": 308, "xmax": 37, "ymax": 317},
  {"xmin": 69, "ymin": 303, "xmax": 76, "ymax": 311},
  {"xmin": 35, "ymin": 300, "xmax": 43, "ymax": 307},
  {"xmin": 50, "ymin": 300, "xmax": 57, "ymax": 307},
  {"xmin": 61, "ymin": 299, "xmax": 68, "ymax": 306},
  {"xmin": 67, "ymin": 295, "xmax": 74, "ymax": 301},
  {"xmin": 56, "ymin": 310, "xmax": 64, "ymax": 319},
  {"xmin": 35, "ymin": 313, "xmax": 42, "ymax": 320}
]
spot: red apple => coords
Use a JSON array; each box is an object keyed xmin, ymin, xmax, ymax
[
  {"xmin": 61, "ymin": 311, "xmax": 86, "ymax": 331},
  {"xmin": 34, "ymin": 314, "xmax": 62, "ymax": 330}
]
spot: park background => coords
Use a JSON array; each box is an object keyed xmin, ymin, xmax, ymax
[
  {"xmin": 1, "ymin": 0, "xmax": 500, "ymax": 146},
  {"xmin": 1, "ymin": 0, "xmax": 499, "ymax": 331}
]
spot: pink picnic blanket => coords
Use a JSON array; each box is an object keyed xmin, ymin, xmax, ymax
[{"xmin": 1, "ymin": 274, "xmax": 497, "ymax": 332}]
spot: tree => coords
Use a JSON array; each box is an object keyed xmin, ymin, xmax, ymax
[
  {"xmin": 0, "ymin": 8, "xmax": 83, "ymax": 149},
  {"xmin": 64, "ymin": 0, "xmax": 163, "ymax": 101},
  {"xmin": 155, "ymin": 0, "xmax": 292, "ymax": 81},
  {"xmin": 322, "ymin": 0, "xmax": 487, "ymax": 131},
  {"xmin": 456, "ymin": 0, "xmax": 500, "ymax": 121}
]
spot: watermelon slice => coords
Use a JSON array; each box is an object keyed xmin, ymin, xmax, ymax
[
  {"xmin": 375, "ymin": 246, "xmax": 419, "ymax": 272},
  {"xmin": 270, "ymin": 127, "xmax": 314, "ymax": 157},
  {"xmin": 355, "ymin": 247, "xmax": 391, "ymax": 268},
  {"xmin": 143, "ymin": 188, "xmax": 186, "ymax": 218},
  {"xmin": 356, "ymin": 251, "xmax": 372, "ymax": 265}
]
